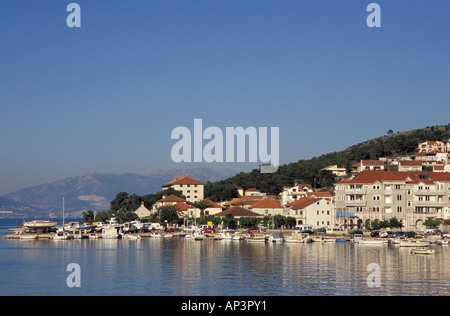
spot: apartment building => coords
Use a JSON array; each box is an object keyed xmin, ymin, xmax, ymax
[
  {"xmin": 161, "ymin": 174, "xmax": 205, "ymax": 203},
  {"xmin": 335, "ymin": 170, "xmax": 450, "ymax": 230}
]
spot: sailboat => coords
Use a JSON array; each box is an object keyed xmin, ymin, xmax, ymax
[{"xmin": 52, "ymin": 197, "xmax": 72, "ymax": 240}]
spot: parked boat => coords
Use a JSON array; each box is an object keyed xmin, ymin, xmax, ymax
[
  {"xmin": 358, "ymin": 239, "xmax": 384, "ymax": 245},
  {"xmin": 88, "ymin": 233, "xmax": 99, "ymax": 239},
  {"xmin": 323, "ymin": 238, "xmax": 336, "ymax": 242},
  {"xmin": 335, "ymin": 238, "xmax": 347, "ymax": 243},
  {"xmin": 19, "ymin": 234, "xmax": 38, "ymax": 240},
  {"xmin": 247, "ymin": 235, "xmax": 267, "ymax": 243},
  {"xmin": 193, "ymin": 232, "xmax": 206, "ymax": 240},
  {"xmin": 399, "ymin": 240, "xmax": 429, "ymax": 247},
  {"xmin": 285, "ymin": 232, "xmax": 306, "ymax": 243},
  {"xmin": 22, "ymin": 220, "xmax": 58, "ymax": 229},
  {"xmin": 310, "ymin": 235, "xmax": 324, "ymax": 243},
  {"xmin": 412, "ymin": 247, "xmax": 435, "ymax": 255},
  {"xmin": 101, "ymin": 227, "xmax": 118, "ymax": 239},
  {"xmin": 267, "ymin": 233, "xmax": 284, "ymax": 243},
  {"xmin": 121, "ymin": 233, "xmax": 141, "ymax": 240},
  {"xmin": 436, "ymin": 239, "xmax": 448, "ymax": 246},
  {"xmin": 232, "ymin": 233, "xmax": 246, "ymax": 241},
  {"xmin": 52, "ymin": 230, "xmax": 72, "ymax": 240}
]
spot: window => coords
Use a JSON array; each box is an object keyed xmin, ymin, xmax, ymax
[
  {"xmin": 397, "ymin": 206, "xmax": 402, "ymax": 212},
  {"xmin": 397, "ymin": 195, "xmax": 402, "ymax": 201}
]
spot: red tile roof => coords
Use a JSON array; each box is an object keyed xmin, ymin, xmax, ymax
[
  {"xmin": 174, "ymin": 202, "xmax": 193, "ymax": 211},
  {"xmin": 157, "ymin": 194, "xmax": 186, "ymax": 203},
  {"xmin": 204, "ymin": 199, "xmax": 223, "ymax": 209},
  {"xmin": 285, "ymin": 197, "xmax": 321, "ymax": 210},
  {"xmin": 214, "ymin": 206, "xmax": 263, "ymax": 217},
  {"xmin": 161, "ymin": 174, "xmax": 205, "ymax": 187},
  {"xmin": 248, "ymin": 199, "xmax": 283, "ymax": 209},
  {"xmin": 223, "ymin": 195, "xmax": 277, "ymax": 206},
  {"xmin": 337, "ymin": 170, "xmax": 450, "ymax": 185}
]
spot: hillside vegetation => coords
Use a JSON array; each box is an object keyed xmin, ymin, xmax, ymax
[{"xmin": 204, "ymin": 124, "xmax": 450, "ymax": 201}]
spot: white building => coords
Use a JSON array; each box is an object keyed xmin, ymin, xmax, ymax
[{"xmin": 284, "ymin": 197, "xmax": 335, "ymax": 229}]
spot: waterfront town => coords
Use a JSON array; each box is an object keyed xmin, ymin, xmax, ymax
[{"xmin": 4, "ymin": 140, "xmax": 450, "ymax": 246}]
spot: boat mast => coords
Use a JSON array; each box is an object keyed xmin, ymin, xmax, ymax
[{"xmin": 62, "ymin": 196, "xmax": 65, "ymax": 229}]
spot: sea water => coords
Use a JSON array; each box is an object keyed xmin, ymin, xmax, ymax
[{"xmin": 1, "ymin": 219, "xmax": 450, "ymax": 296}]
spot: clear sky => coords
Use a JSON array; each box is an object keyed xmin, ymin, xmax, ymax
[{"xmin": 1, "ymin": 0, "xmax": 449, "ymax": 195}]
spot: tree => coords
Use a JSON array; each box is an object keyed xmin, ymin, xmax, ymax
[
  {"xmin": 424, "ymin": 219, "xmax": 442, "ymax": 228},
  {"xmin": 285, "ymin": 216, "xmax": 296, "ymax": 229},
  {"xmin": 273, "ymin": 215, "xmax": 286, "ymax": 228},
  {"xmin": 365, "ymin": 219, "xmax": 372, "ymax": 231},
  {"xmin": 158, "ymin": 205, "xmax": 182, "ymax": 226},
  {"xmin": 82, "ymin": 209, "xmax": 95, "ymax": 223},
  {"xmin": 389, "ymin": 217, "xmax": 403, "ymax": 229},
  {"xmin": 222, "ymin": 214, "xmax": 237, "ymax": 229},
  {"xmin": 95, "ymin": 210, "xmax": 114, "ymax": 222},
  {"xmin": 193, "ymin": 200, "xmax": 212, "ymax": 218}
]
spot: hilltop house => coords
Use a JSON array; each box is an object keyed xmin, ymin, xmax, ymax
[
  {"xmin": 321, "ymin": 164, "xmax": 347, "ymax": 177},
  {"xmin": 351, "ymin": 160, "xmax": 385, "ymax": 174},
  {"xmin": 418, "ymin": 140, "xmax": 445, "ymax": 153},
  {"xmin": 161, "ymin": 174, "xmax": 205, "ymax": 203}
]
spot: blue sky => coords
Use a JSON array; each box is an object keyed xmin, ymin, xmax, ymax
[{"xmin": 1, "ymin": 0, "xmax": 449, "ymax": 195}]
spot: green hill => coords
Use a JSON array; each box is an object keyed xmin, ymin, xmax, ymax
[{"xmin": 204, "ymin": 124, "xmax": 450, "ymax": 201}]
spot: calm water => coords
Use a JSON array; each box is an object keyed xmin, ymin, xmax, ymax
[{"xmin": 1, "ymin": 219, "xmax": 450, "ymax": 296}]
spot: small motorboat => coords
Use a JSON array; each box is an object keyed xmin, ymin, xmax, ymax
[
  {"xmin": 436, "ymin": 239, "xmax": 448, "ymax": 246},
  {"xmin": 411, "ymin": 247, "xmax": 435, "ymax": 255},
  {"xmin": 247, "ymin": 235, "xmax": 267, "ymax": 243},
  {"xmin": 358, "ymin": 239, "xmax": 384, "ymax": 245},
  {"xmin": 335, "ymin": 238, "xmax": 347, "ymax": 243},
  {"xmin": 121, "ymin": 233, "xmax": 141, "ymax": 240},
  {"xmin": 19, "ymin": 234, "xmax": 38, "ymax": 240},
  {"xmin": 267, "ymin": 233, "xmax": 284, "ymax": 243}
]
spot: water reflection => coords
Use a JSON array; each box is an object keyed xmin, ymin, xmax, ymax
[{"xmin": 1, "ymin": 236, "xmax": 450, "ymax": 296}]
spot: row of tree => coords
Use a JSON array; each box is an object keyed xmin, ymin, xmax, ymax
[{"xmin": 205, "ymin": 124, "xmax": 450, "ymax": 201}]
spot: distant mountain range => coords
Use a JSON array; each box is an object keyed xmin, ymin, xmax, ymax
[{"xmin": 1, "ymin": 168, "xmax": 238, "ymax": 218}]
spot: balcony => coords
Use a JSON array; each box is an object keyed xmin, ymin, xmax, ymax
[
  {"xmin": 345, "ymin": 200, "xmax": 367, "ymax": 206},
  {"xmin": 345, "ymin": 189, "xmax": 367, "ymax": 195}
]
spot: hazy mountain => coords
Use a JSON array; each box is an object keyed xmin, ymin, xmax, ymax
[
  {"xmin": 0, "ymin": 196, "xmax": 46, "ymax": 218},
  {"xmin": 2, "ymin": 168, "xmax": 238, "ymax": 217}
]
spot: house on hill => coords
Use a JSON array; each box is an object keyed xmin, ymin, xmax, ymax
[
  {"xmin": 418, "ymin": 140, "xmax": 445, "ymax": 153},
  {"xmin": 161, "ymin": 174, "xmax": 205, "ymax": 203},
  {"xmin": 351, "ymin": 160, "xmax": 385, "ymax": 174}
]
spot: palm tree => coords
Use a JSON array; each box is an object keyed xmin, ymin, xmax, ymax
[
  {"xmin": 193, "ymin": 200, "xmax": 212, "ymax": 218},
  {"xmin": 158, "ymin": 205, "xmax": 182, "ymax": 226}
]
